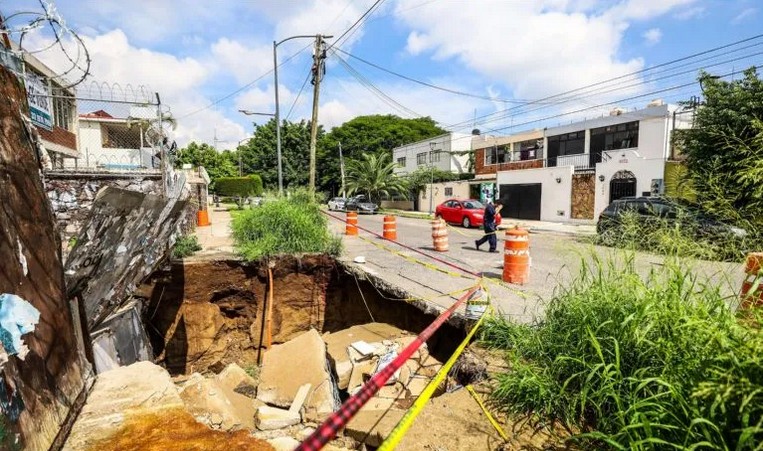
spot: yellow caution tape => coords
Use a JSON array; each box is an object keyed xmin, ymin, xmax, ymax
[
  {"xmin": 466, "ymin": 384, "xmax": 510, "ymax": 442},
  {"xmin": 357, "ymin": 235, "xmax": 472, "ymax": 280},
  {"xmin": 377, "ymin": 302, "xmax": 490, "ymax": 451}
]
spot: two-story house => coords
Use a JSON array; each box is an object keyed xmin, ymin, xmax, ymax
[
  {"xmin": 77, "ymin": 108, "xmax": 158, "ymax": 170},
  {"xmin": 473, "ymin": 102, "xmax": 692, "ymax": 221}
]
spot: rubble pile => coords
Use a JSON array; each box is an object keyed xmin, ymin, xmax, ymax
[{"xmin": 63, "ymin": 323, "xmax": 454, "ymax": 450}]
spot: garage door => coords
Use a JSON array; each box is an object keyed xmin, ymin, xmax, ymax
[{"xmin": 499, "ymin": 184, "xmax": 542, "ymax": 220}]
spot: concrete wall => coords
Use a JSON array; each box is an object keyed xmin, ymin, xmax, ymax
[
  {"xmin": 0, "ymin": 65, "xmax": 91, "ymax": 451},
  {"xmin": 593, "ymin": 151, "xmax": 667, "ymax": 219},
  {"xmin": 380, "ymin": 200, "xmax": 414, "ymax": 210},
  {"xmin": 418, "ymin": 180, "xmax": 472, "ymax": 212},
  {"xmin": 496, "ymin": 165, "xmax": 575, "ymax": 221}
]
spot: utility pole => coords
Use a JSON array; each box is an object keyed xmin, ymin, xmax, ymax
[
  {"xmin": 338, "ymin": 141, "xmax": 346, "ymax": 198},
  {"xmin": 309, "ymin": 35, "xmax": 328, "ymax": 191}
]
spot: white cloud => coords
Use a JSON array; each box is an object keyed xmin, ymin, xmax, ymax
[
  {"xmin": 643, "ymin": 28, "xmax": 663, "ymax": 46},
  {"xmin": 732, "ymin": 8, "xmax": 757, "ymax": 24},
  {"xmin": 394, "ymin": 0, "xmax": 694, "ymax": 101},
  {"xmin": 210, "ymin": 38, "xmax": 273, "ymax": 85},
  {"xmin": 674, "ymin": 6, "xmax": 706, "ymax": 20}
]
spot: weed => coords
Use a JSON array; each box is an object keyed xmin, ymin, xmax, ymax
[
  {"xmin": 231, "ymin": 188, "xmax": 342, "ymax": 261},
  {"xmin": 481, "ymin": 254, "xmax": 763, "ymax": 450},
  {"xmin": 243, "ymin": 364, "xmax": 259, "ymax": 381},
  {"xmin": 171, "ymin": 235, "xmax": 202, "ymax": 259}
]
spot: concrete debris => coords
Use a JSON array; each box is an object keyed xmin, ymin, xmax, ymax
[
  {"xmin": 290, "ymin": 383, "xmax": 312, "ymax": 414},
  {"xmin": 347, "ymin": 360, "xmax": 377, "ymax": 395},
  {"xmin": 335, "ymin": 360, "xmax": 353, "ymax": 390},
  {"xmin": 90, "ymin": 299, "xmax": 153, "ymax": 374},
  {"xmin": 63, "ymin": 362, "xmax": 185, "ymax": 450},
  {"xmin": 257, "ymin": 329, "xmax": 339, "ymax": 419},
  {"xmin": 215, "ymin": 362, "xmax": 259, "ymax": 398},
  {"xmin": 256, "ymin": 405, "xmax": 301, "ymax": 430},
  {"xmin": 345, "ymin": 409, "xmax": 406, "ymax": 448},
  {"xmin": 350, "ymin": 341, "xmax": 376, "ymax": 357},
  {"xmin": 267, "ymin": 436, "xmax": 301, "ymax": 451},
  {"xmin": 178, "ymin": 372, "xmax": 257, "ymax": 431},
  {"xmin": 374, "ymin": 349, "xmax": 400, "ymax": 385},
  {"xmin": 0, "ymin": 293, "xmax": 40, "ymax": 360}
]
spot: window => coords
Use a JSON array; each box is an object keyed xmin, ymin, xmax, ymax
[
  {"xmin": 429, "ymin": 150, "xmax": 441, "ymax": 163},
  {"xmin": 514, "ymin": 139, "xmax": 543, "ymax": 161},
  {"xmin": 590, "ymin": 121, "xmax": 639, "ymax": 152},
  {"xmin": 52, "ymin": 93, "xmax": 75, "ymax": 131},
  {"xmin": 416, "ymin": 152, "xmax": 427, "ymax": 165},
  {"xmin": 397, "ymin": 157, "xmax": 406, "ymax": 167},
  {"xmin": 547, "ymin": 131, "xmax": 585, "ymax": 156},
  {"xmin": 484, "ymin": 145, "xmax": 509, "ymax": 165},
  {"xmin": 102, "ymin": 124, "xmax": 142, "ymax": 149},
  {"xmin": 444, "ymin": 187, "xmax": 453, "ymax": 196}
]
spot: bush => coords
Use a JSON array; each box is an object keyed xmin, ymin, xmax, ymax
[
  {"xmin": 172, "ymin": 235, "xmax": 202, "ymax": 259},
  {"xmin": 215, "ymin": 176, "xmax": 263, "ymax": 198},
  {"xmin": 481, "ymin": 255, "xmax": 763, "ymax": 450},
  {"xmin": 231, "ymin": 189, "xmax": 342, "ymax": 261}
]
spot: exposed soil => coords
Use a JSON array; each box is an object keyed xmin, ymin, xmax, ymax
[
  {"xmin": 87, "ymin": 407, "xmax": 273, "ymax": 451},
  {"xmin": 138, "ymin": 255, "xmax": 464, "ymax": 375}
]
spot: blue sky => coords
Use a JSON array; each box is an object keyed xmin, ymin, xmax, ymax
[{"xmin": 3, "ymin": 0, "xmax": 761, "ymax": 147}]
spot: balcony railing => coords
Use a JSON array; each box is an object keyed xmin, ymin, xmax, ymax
[{"xmin": 548, "ymin": 153, "xmax": 598, "ymax": 172}]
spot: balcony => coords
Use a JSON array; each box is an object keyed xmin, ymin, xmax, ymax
[{"xmin": 548, "ymin": 153, "xmax": 598, "ymax": 172}]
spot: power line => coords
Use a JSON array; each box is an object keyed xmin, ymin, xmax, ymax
[
  {"xmin": 285, "ymin": 67, "xmax": 312, "ymax": 120},
  {"xmin": 334, "ymin": 47, "xmax": 539, "ymax": 104},
  {"xmin": 327, "ymin": 0, "xmax": 386, "ymax": 52},
  {"xmin": 176, "ymin": 42, "xmax": 313, "ymax": 120}
]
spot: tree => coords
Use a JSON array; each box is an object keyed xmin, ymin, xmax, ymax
[
  {"xmin": 238, "ymin": 118, "xmax": 321, "ymax": 190},
  {"xmin": 317, "ymin": 115, "xmax": 446, "ymax": 195},
  {"xmin": 345, "ymin": 152, "xmax": 408, "ymax": 202},
  {"xmin": 174, "ymin": 142, "xmax": 238, "ymax": 188},
  {"xmin": 674, "ymin": 67, "xmax": 763, "ymax": 228}
]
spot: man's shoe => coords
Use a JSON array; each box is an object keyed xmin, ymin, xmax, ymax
[
  {"xmin": 475, "ymin": 240, "xmax": 481, "ymax": 250},
  {"xmin": 488, "ymin": 249, "xmax": 499, "ymax": 253}
]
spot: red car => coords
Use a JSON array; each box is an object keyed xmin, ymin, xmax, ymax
[{"xmin": 435, "ymin": 198, "xmax": 502, "ymax": 228}]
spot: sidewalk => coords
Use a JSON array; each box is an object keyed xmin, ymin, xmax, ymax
[
  {"xmin": 190, "ymin": 207, "xmax": 237, "ymax": 260},
  {"xmin": 381, "ymin": 209, "xmax": 596, "ymax": 237}
]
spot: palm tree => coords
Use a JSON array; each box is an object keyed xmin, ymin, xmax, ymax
[{"xmin": 345, "ymin": 152, "xmax": 408, "ymax": 202}]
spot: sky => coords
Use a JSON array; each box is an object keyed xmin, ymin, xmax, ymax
[{"xmin": 3, "ymin": 0, "xmax": 762, "ymax": 148}]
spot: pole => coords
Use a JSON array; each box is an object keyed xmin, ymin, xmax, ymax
[
  {"xmin": 430, "ymin": 163, "xmax": 434, "ymax": 214},
  {"xmin": 338, "ymin": 141, "xmax": 346, "ymax": 198},
  {"xmin": 308, "ymin": 35, "xmax": 325, "ymax": 192},
  {"xmin": 156, "ymin": 92, "xmax": 166, "ymax": 198},
  {"xmin": 273, "ymin": 40, "xmax": 283, "ymax": 196}
]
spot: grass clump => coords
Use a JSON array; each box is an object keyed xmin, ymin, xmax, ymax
[
  {"xmin": 171, "ymin": 235, "xmax": 202, "ymax": 259},
  {"xmin": 231, "ymin": 189, "xmax": 342, "ymax": 261},
  {"xmin": 596, "ymin": 210, "xmax": 752, "ymax": 262},
  {"xmin": 481, "ymin": 255, "xmax": 763, "ymax": 450}
]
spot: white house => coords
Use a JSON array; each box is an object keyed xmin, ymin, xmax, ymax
[
  {"xmin": 476, "ymin": 102, "xmax": 692, "ymax": 222},
  {"xmin": 392, "ymin": 132, "xmax": 471, "ymax": 175},
  {"xmin": 76, "ymin": 109, "xmax": 157, "ymax": 170}
]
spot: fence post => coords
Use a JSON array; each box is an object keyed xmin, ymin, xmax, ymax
[{"xmin": 156, "ymin": 92, "xmax": 166, "ymax": 198}]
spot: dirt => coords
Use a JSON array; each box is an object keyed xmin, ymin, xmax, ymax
[
  {"xmin": 87, "ymin": 407, "xmax": 274, "ymax": 451},
  {"xmin": 140, "ymin": 256, "xmax": 464, "ymax": 375}
]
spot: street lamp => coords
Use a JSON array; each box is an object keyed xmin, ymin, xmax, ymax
[
  {"xmin": 236, "ymin": 136, "xmax": 253, "ymax": 177},
  {"xmin": 273, "ymin": 34, "xmax": 331, "ymax": 196},
  {"xmin": 239, "ymin": 110, "xmax": 275, "ymax": 117},
  {"xmin": 429, "ymin": 142, "xmax": 437, "ymax": 215}
]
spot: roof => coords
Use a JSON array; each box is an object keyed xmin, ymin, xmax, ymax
[{"xmin": 79, "ymin": 110, "xmax": 114, "ymax": 119}]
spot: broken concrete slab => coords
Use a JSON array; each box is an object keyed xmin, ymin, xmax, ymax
[
  {"xmin": 345, "ymin": 409, "xmax": 406, "ymax": 447},
  {"xmin": 257, "ymin": 329, "xmax": 339, "ymax": 419},
  {"xmin": 267, "ymin": 436, "xmax": 301, "ymax": 451},
  {"xmin": 63, "ymin": 361, "xmax": 185, "ymax": 450},
  {"xmin": 350, "ymin": 341, "xmax": 376, "ymax": 357},
  {"xmin": 347, "ymin": 360, "xmax": 376, "ymax": 395},
  {"xmin": 178, "ymin": 373, "xmax": 256, "ymax": 431},
  {"xmin": 290, "ymin": 383, "xmax": 312, "ymax": 414},
  {"xmin": 256, "ymin": 405, "xmax": 301, "ymax": 430},
  {"xmin": 335, "ymin": 360, "xmax": 353, "ymax": 390},
  {"xmin": 215, "ymin": 362, "xmax": 258, "ymax": 398}
]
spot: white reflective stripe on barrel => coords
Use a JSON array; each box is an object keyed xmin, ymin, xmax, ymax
[
  {"xmin": 505, "ymin": 235, "xmax": 529, "ymax": 242},
  {"xmin": 504, "ymin": 249, "xmax": 530, "ymax": 256}
]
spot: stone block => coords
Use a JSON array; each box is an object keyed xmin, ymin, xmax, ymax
[{"xmin": 255, "ymin": 405, "xmax": 301, "ymax": 431}]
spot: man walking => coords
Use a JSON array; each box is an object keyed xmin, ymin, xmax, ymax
[{"xmin": 475, "ymin": 200, "xmax": 502, "ymax": 253}]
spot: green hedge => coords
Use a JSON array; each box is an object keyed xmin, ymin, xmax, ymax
[{"xmin": 215, "ymin": 175, "xmax": 263, "ymax": 197}]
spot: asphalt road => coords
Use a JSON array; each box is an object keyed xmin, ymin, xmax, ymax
[{"xmin": 328, "ymin": 212, "xmax": 745, "ymax": 322}]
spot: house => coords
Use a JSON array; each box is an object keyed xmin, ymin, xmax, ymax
[
  {"xmin": 392, "ymin": 132, "xmax": 471, "ymax": 176},
  {"xmin": 473, "ymin": 102, "xmax": 693, "ymax": 222},
  {"xmin": 77, "ymin": 109, "xmax": 158, "ymax": 170},
  {"xmin": 3, "ymin": 42, "xmax": 79, "ymax": 168}
]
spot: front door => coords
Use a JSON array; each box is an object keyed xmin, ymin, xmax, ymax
[
  {"xmin": 499, "ymin": 184, "xmax": 542, "ymax": 220},
  {"xmin": 609, "ymin": 170, "xmax": 637, "ymax": 202}
]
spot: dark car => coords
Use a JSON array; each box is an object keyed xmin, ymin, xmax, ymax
[
  {"xmin": 435, "ymin": 198, "xmax": 502, "ymax": 228},
  {"xmin": 597, "ymin": 196, "xmax": 749, "ymax": 240},
  {"xmin": 345, "ymin": 195, "xmax": 379, "ymax": 214}
]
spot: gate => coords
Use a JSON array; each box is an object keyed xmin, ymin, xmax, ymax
[
  {"xmin": 499, "ymin": 183, "xmax": 542, "ymax": 220},
  {"xmin": 609, "ymin": 170, "xmax": 637, "ymax": 202}
]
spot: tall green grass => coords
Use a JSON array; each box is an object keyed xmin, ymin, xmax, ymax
[
  {"xmin": 481, "ymin": 255, "xmax": 763, "ymax": 450},
  {"xmin": 231, "ymin": 189, "xmax": 342, "ymax": 261},
  {"xmin": 596, "ymin": 210, "xmax": 752, "ymax": 262}
]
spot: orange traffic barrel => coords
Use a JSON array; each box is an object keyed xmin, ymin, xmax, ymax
[
  {"xmin": 431, "ymin": 218, "xmax": 448, "ymax": 252},
  {"xmin": 503, "ymin": 227, "xmax": 529, "ymax": 284},
  {"xmin": 197, "ymin": 209, "xmax": 211, "ymax": 227},
  {"xmin": 346, "ymin": 211, "xmax": 358, "ymax": 236},
  {"xmin": 740, "ymin": 252, "xmax": 763, "ymax": 309},
  {"xmin": 383, "ymin": 215, "xmax": 397, "ymax": 240}
]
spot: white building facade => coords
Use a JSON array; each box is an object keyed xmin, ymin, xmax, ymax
[
  {"xmin": 392, "ymin": 132, "xmax": 471, "ymax": 176},
  {"xmin": 76, "ymin": 109, "xmax": 157, "ymax": 170}
]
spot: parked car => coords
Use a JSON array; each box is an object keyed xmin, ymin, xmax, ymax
[
  {"xmin": 435, "ymin": 198, "xmax": 502, "ymax": 228},
  {"xmin": 327, "ymin": 197, "xmax": 346, "ymax": 211},
  {"xmin": 597, "ymin": 196, "xmax": 749, "ymax": 239},
  {"xmin": 345, "ymin": 195, "xmax": 379, "ymax": 214}
]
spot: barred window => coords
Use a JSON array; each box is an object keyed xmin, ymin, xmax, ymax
[{"xmin": 416, "ymin": 152, "xmax": 427, "ymax": 165}]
